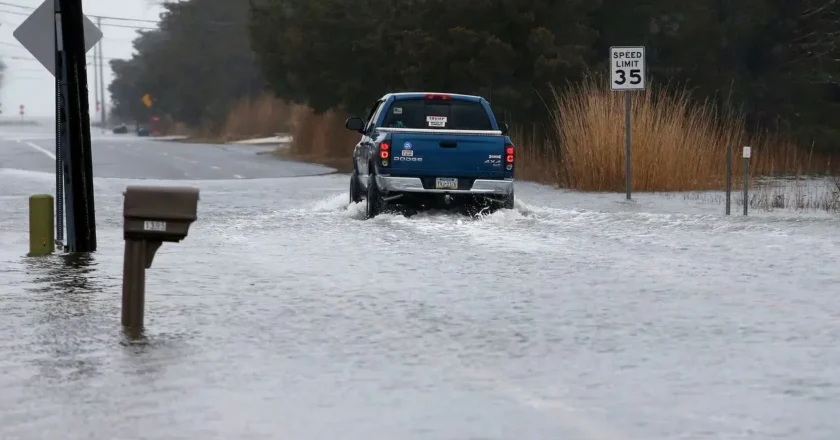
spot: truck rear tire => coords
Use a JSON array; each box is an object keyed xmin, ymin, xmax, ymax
[
  {"xmin": 349, "ymin": 170, "xmax": 362, "ymax": 204},
  {"xmin": 366, "ymin": 175, "xmax": 381, "ymax": 219},
  {"xmin": 503, "ymin": 191, "xmax": 515, "ymax": 210}
]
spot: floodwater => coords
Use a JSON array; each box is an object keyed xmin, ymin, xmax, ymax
[{"xmin": 1, "ymin": 161, "xmax": 840, "ymax": 439}]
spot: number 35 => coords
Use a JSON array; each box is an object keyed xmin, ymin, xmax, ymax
[{"xmin": 614, "ymin": 69, "xmax": 642, "ymax": 85}]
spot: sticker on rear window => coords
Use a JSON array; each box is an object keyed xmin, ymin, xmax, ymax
[
  {"xmin": 427, "ymin": 116, "xmax": 447, "ymax": 127},
  {"xmin": 393, "ymin": 107, "xmax": 402, "ymax": 114}
]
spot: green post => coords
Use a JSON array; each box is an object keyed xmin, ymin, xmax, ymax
[{"xmin": 28, "ymin": 194, "xmax": 55, "ymax": 257}]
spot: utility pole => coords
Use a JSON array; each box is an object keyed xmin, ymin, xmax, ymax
[
  {"xmin": 97, "ymin": 16, "xmax": 106, "ymax": 127},
  {"xmin": 13, "ymin": 0, "xmax": 100, "ymax": 253},
  {"xmin": 55, "ymin": 0, "xmax": 98, "ymax": 253}
]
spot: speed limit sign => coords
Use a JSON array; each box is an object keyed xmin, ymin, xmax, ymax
[{"xmin": 610, "ymin": 46, "xmax": 646, "ymax": 91}]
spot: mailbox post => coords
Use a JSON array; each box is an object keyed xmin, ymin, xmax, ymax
[{"xmin": 122, "ymin": 185, "xmax": 200, "ymax": 328}]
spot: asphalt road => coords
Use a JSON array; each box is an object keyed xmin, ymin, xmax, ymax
[
  {"xmin": 3, "ymin": 123, "xmax": 840, "ymax": 440},
  {"xmin": 0, "ymin": 129, "xmax": 333, "ymax": 179}
]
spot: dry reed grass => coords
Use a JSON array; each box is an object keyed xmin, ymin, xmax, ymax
[
  {"xmin": 682, "ymin": 177, "xmax": 840, "ymax": 212},
  {"xmin": 538, "ymin": 76, "xmax": 838, "ymax": 192},
  {"xmin": 159, "ymin": 93, "xmax": 293, "ymax": 142},
  {"xmin": 273, "ymin": 105, "xmax": 359, "ymax": 171},
  {"xmin": 219, "ymin": 94, "xmax": 292, "ymax": 140}
]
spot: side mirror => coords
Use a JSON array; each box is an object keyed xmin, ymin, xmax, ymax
[
  {"xmin": 123, "ymin": 185, "xmax": 200, "ymax": 243},
  {"xmin": 498, "ymin": 122, "xmax": 509, "ymax": 135},
  {"xmin": 345, "ymin": 117, "xmax": 365, "ymax": 133}
]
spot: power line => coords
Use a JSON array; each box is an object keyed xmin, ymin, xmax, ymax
[
  {"xmin": 0, "ymin": 2, "xmax": 242, "ymax": 27},
  {"xmin": 0, "ymin": 1, "xmax": 161, "ymax": 23},
  {"xmin": 0, "ymin": 7, "xmax": 160, "ymax": 29},
  {"xmin": 1, "ymin": 52, "xmax": 123, "ymax": 62}
]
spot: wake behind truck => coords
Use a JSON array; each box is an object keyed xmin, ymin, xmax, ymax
[{"xmin": 345, "ymin": 92, "xmax": 516, "ymax": 219}]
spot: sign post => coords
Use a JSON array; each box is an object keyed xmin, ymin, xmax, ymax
[
  {"xmin": 742, "ymin": 146, "xmax": 751, "ymax": 216},
  {"xmin": 725, "ymin": 145, "xmax": 732, "ymax": 215},
  {"xmin": 13, "ymin": 0, "xmax": 103, "ymax": 253},
  {"xmin": 610, "ymin": 46, "xmax": 646, "ymax": 200}
]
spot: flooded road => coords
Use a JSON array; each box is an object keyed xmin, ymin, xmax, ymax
[{"xmin": 1, "ymin": 127, "xmax": 840, "ymax": 439}]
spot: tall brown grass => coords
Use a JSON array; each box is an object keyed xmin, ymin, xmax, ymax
[
  {"xmin": 159, "ymin": 93, "xmax": 293, "ymax": 142},
  {"xmin": 219, "ymin": 93, "xmax": 292, "ymax": 140},
  {"xmin": 278, "ymin": 105, "xmax": 360, "ymax": 171},
  {"xmin": 532, "ymin": 76, "xmax": 837, "ymax": 192}
]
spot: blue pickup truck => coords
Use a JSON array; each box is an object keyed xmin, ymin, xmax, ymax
[{"xmin": 345, "ymin": 92, "xmax": 515, "ymax": 218}]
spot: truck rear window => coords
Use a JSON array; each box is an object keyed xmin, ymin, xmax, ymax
[{"xmin": 381, "ymin": 99, "xmax": 492, "ymax": 130}]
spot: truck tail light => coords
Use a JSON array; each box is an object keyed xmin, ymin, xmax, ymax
[
  {"xmin": 505, "ymin": 143, "xmax": 514, "ymax": 170},
  {"xmin": 380, "ymin": 142, "xmax": 390, "ymax": 165}
]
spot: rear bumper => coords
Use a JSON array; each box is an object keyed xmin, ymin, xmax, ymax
[{"xmin": 376, "ymin": 176, "xmax": 514, "ymax": 195}]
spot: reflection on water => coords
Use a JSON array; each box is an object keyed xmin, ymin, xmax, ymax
[
  {"xmin": 25, "ymin": 251, "xmax": 101, "ymax": 294},
  {"xmin": 20, "ymin": 252, "xmax": 108, "ymax": 384}
]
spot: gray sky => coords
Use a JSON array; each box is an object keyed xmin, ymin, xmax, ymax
[{"xmin": 0, "ymin": 0, "xmax": 164, "ymax": 117}]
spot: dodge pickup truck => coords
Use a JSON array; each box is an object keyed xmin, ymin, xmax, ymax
[{"xmin": 345, "ymin": 92, "xmax": 515, "ymax": 219}]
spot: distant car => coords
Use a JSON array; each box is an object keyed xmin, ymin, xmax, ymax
[
  {"xmin": 136, "ymin": 126, "xmax": 149, "ymax": 137},
  {"xmin": 345, "ymin": 92, "xmax": 515, "ymax": 219},
  {"xmin": 112, "ymin": 123, "xmax": 128, "ymax": 134}
]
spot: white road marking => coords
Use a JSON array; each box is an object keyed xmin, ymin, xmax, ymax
[
  {"xmin": 233, "ymin": 174, "xmax": 244, "ymax": 179},
  {"xmin": 25, "ymin": 142, "xmax": 56, "ymax": 160},
  {"xmin": 173, "ymin": 156, "xmax": 198, "ymax": 165},
  {"xmin": 461, "ymin": 367, "xmax": 628, "ymax": 440}
]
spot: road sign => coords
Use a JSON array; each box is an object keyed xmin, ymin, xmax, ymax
[
  {"xmin": 610, "ymin": 46, "xmax": 646, "ymax": 91},
  {"xmin": 610, "ymin": 46, "xmax": 647, "ymax": 201},
  {"xmin": 19, "ymin": 104, "xmax": 24, "ymax": 115},
  {"xmin": 12, "ymin": 0, "xmax": 103, "ymax": 77},
  {"xmin": 142, "ymin": 94, "xmax": 153, "ymax": 108}
]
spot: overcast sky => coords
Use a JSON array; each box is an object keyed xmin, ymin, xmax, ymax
[{"xmin": 0, "ymin": 0, "xmax": 164, "ymax": 118}]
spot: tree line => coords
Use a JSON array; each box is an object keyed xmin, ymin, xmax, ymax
[{"xmin": 109, "ymin": 0, "xmax": 840, "ymax": 151}]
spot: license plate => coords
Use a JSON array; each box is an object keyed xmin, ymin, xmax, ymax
[{"xmin": 435, "ymin": 178, "xmax": 458, "ymax": 189}]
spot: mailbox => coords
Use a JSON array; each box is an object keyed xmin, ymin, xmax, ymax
[{"xmin": 123, "ymin": 185, "xmax": 200, "ymax": 242}]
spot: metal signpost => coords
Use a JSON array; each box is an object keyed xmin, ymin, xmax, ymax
[
  {"xmin": 725, "ymin": 145, "xmax": 732, "ymax": 215},
  {"xmin": 13, "ymin": 0, "xmax": 102, "ymax": 253},
  {"xmin": 610, "ymin": 46, "xmax": 646, "ymax": 200},
  {"xmin": 742, "ymin": 146, "xmax": 751, "ymax": 216}
]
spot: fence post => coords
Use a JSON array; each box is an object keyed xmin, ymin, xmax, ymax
[
  {"xmin": 742, "ymin": 146, "xmax": 751, "ymax": 216},
  {"xmin": 725, "ymin": 145, "xmax": 732, "ymax": 215}
]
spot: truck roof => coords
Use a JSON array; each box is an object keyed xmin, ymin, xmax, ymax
[{"xmin": 381, "ymin": 92, "xmax": 484, "ymax": 102}]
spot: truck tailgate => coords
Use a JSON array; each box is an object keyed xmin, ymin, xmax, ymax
[{"xmin": 389, "ymin": 132, "xmax": 506, "ymax": 179}]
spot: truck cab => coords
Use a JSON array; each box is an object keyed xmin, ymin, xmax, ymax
[{"xmin": 345, "ymin": 92, "xmax": 515, "ymax": 218}]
